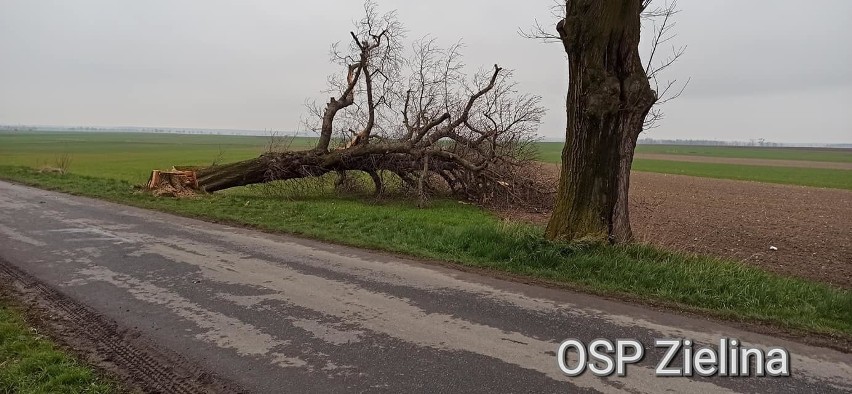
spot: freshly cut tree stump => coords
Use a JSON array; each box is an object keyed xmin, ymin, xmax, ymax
[{"xmin": 146, "ymin": 169, "xmax": 198, "ymax": 197}]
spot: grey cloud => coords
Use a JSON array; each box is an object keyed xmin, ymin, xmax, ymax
[{"xmin": 0, "ymin": 0, "xmax": 849, "ymax": 143}]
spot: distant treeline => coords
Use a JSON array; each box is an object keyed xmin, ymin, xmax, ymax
[
  {"xmin": 638, "ymin": 138, "xmax": 852, "ymax": 149},
  {"xmin": 639, "ymin": 138, "xmax": 784, "ymax": 147}
]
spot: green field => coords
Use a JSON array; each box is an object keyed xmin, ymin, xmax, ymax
[
  {"xmin": 2, "ymin": 133, "xmax": 850, "ymax": 189},
  {"xmin": 0, "ymin": 132, "xmax": 316, "ymax": 184},
  {"xmin": 636, "ymin": 144, "xmax": 852, "ymax": 163},
  {"xmin": 536, "ymin": 141, "xmax": 851, "ymax": 189},
  {"xmin": 537, "ymin": 142, "xmax": 852, "ymax": 163},
  {"xmin": 0, "ymin": 131, "xmax": 849, "ymax": 338},
  {"xmin": 633, "ymin": 160, "xmax": 852, "ymax": 190}
]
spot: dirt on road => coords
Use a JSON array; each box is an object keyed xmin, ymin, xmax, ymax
[
  {"xmin": 507, "ymin": 166, "xmax": 852, "ymax": 288},
  {"xmin": 0, "ymin": 259, "xmax": 243, "ymax": 394}
]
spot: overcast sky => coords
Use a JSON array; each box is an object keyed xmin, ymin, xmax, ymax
[{"xmin": 1, "ymin": 1, "xmax": 850, "ymax": 143}]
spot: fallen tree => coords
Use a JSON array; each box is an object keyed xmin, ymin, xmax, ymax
[{"xmin": 160, "ymin": 2, "xmax": 547, "ymax": 207}]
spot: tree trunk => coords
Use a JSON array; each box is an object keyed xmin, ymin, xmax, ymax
[
  {"xmin": 196, "ymin": 151, "xmax": 330, "ymax": 192},
  {"xmin": 545, "ymin": 0, "xmax": 656, "ymax": 243}
]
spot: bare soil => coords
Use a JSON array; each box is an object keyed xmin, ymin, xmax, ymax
[
  {"xmin": 504, "ymin": 165, "xmax": 852, "ymax": 288},
  {"xmin": 634, "ymin": 153, "xmax": 852, "ymax": 170}
]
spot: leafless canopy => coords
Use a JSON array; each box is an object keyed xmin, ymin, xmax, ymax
[
  {"xmin": 193, "ymin": 1, "xmax": 547, "ymax": 207},
  {"xmin": 522, "ymin": 0, "xmax": 688, "ymax": 130},
  {"xmin": 301, "ymin": 2, "xmax": 546, "ymax": 204},
  {"xmin": 641, "ymin": 0, "xmax": 689, "ymax": 129}
]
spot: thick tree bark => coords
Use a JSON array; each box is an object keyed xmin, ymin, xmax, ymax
[
  {"xmin": 195, "ymin": 151, "xmax": 329, "ymax": 192},
  {"xmin": 545, "ymin": 0, "xmax": 657, "ymax": 243}
]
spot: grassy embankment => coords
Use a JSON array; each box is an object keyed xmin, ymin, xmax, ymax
[
  {"xmin": 0, "ymin": 304, "xmax": 113, "ymax": 393},
  {"xmin": 0, "ymin": 132, "xmax": 849, "ymax": 338}
]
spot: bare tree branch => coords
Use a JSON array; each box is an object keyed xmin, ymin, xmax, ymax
[
  {"xmin": 178, "ymin": 1, "xmax": 547, "ymax": 209},
  {"xmin": 522, "ymin": 0, "xmax": 688, "ymax": 131},
  {"xmin": 641, "ymin": 0, "xmax": 688, "ymax": 130}
]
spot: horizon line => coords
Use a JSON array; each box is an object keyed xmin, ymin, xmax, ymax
[{"xmin": 1, "ymin": 124, "xmax": 850, "ymax": 147}]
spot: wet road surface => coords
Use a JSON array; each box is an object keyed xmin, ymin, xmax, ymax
[{"xmin": 0, "ymin": 181, "xmax": 849, "ymax": 393}]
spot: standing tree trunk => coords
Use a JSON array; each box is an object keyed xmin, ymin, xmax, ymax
[{"xmin": 545, "ymin": 0, "xmax": 657, "ymax": 243}]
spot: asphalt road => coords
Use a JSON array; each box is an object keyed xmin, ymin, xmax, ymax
[{"xmin": 0, "ymin": 180, "xmax": 849, "ymax": 393}]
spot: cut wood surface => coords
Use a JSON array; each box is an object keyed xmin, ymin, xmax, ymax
[{"xmin": 147, "ymin": 169, "xmax": 198, "ymax": 197}]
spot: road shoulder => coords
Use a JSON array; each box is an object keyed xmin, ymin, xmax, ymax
[{"xmin": 0, "ymin": 257, "xmax": 244, "ymax": 394}]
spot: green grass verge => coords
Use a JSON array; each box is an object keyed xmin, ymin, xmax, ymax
[
  {"xmin": 632, "ymin": 159, "xmax": 852, "ymax": 190},
  {"xmin": 1, "ymin": 165, "xmax": 849, "ymax": 338},
  {"xmin": 0, "ymin": 304, "xmax": 113, "ymax": 393}
]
